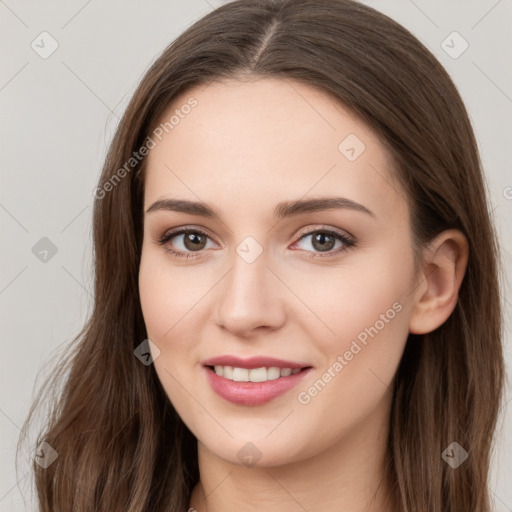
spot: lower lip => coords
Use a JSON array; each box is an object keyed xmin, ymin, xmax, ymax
[{"xmin": 203, "ymin": 366, "xmax": 313, "ymax": 406}]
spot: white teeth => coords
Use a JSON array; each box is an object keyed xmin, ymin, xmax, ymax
[
  {"xmin": 267, "ymin": 367, "xmax": 281, "ymax": 380},
  {"xmin": 233, "ymin": 368, "xmax": 249, "ymax": 382},
  {"xmin": 211, "ymin": 365, "xmax": 303, "ymax": 382},
  {"xmin": 249, "ymin": 367, "xmax": 267, "ymax": 382},
  {"xmin": 223, "ymin": 366, "xmax": 234, "ymax": 379}
]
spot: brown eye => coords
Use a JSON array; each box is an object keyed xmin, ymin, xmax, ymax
[
  {"xmin": 157, "ymin": 228, "xmax": 215, "ymax": 259},
  {"xmin": 310, "ymin": 232, "xmax": 336, "ymax": 252},
  {"xmin": 292, "ymin": 228, "xmax": 355, "ymax": 258},
  {"xmin": 182, "ymin": 231, "xmax": 208, "ymax": 251}
]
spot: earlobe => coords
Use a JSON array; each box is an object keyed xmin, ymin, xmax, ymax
[{"xmin": 409, "ymin": 229, "xmax": 469, "ymax": 335}]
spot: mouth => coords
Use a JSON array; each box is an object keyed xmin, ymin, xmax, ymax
[
  {"xmin": 205, "ymin": 364, "xmax": 312, "ymax": 382},
  {"xmin": 202, "ymin": 363, "xmax": 313, "ymax": 406}
]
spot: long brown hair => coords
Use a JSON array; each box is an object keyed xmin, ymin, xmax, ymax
[{"xmin": 18, "ymin": 0, "xmax": 505, "ymax": 510}]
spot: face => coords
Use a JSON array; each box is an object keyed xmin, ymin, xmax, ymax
[{"xmin": 138, "ymin": 77, "xmax": 417, "ymax": 467}]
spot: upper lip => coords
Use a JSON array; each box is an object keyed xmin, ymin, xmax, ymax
[{"xmin": 202, "ymin": 355, "xmax": 312, "ymax": 370}]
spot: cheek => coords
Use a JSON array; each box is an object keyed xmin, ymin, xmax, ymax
[
  {"xmin": 291, "ymin": 242, "xmax": 414, "ymax": 414},
  {"xmin": 293, "ymin": 280, "xmax": 409, "ymax": 451},
  {"xmin": 138, "ymin": 249, "xmax": 207, "ymax": 341},
  {"xmin": 138, "ymin": 252, "xmax": 202, "ymax": 416},
  {"xmin": 291, "ymin": 245, "xmax": 414, "ymax": 352},
  {"xmin": 138, "ymin": 256, "xmax": 173, "ymax": 340},
  {"xmin": 138, "ymin": 248, "xmax": 214, "ymax": 407}
]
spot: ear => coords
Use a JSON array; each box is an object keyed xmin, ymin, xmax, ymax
[{"xmin": 409, "ymin": 229, "xmax": 469, "ymax": 335}]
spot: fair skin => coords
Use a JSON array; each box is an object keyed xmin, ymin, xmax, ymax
[{"xmin": 138, "ymin": 77, "xmax": 468, "ymax": 511}]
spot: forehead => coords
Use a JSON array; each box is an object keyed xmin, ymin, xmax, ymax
[{"xmin": 143, "ymin": 78, "xmax": 406, "ymax": 222}]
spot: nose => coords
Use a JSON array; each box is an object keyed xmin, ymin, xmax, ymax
[{"xmin": 213, "ymin": 245, "xmax": 286, "ymax": 338}]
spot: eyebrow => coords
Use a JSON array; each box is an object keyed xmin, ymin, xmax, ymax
[{"xmin": 145, "ymin": 196, "xmax": 375, "ymax": 219}]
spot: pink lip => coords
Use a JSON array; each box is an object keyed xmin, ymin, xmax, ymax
[
  {"xmin": 203, "ymin": 365, "xmax": 313, "ymax": 406},
  {"xmin": 202, "ymin": 355, "xmax": 309, "ymax": 370}
]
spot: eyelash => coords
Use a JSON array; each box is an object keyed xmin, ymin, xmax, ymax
[{"xmin": 156, "ymin": 225, "xmax": 356, "ymax": 260}]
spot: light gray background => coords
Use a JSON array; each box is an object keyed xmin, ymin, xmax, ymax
[{"xmin": 1, "ymin": 1, "xmax": 511, "ymax": 510}]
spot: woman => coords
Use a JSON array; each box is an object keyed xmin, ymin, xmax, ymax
[{"xmin": 20, "ymin": 0, "xmax": 505, "ymax": 510}]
